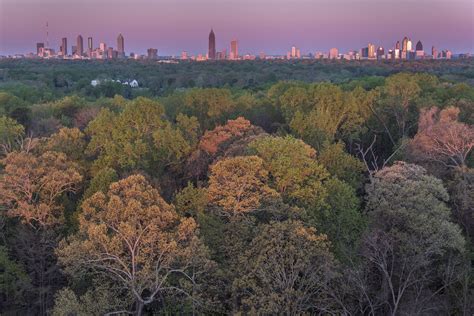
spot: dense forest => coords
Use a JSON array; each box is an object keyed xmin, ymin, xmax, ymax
[{"xmin": 0, "ymin": 59, "xmax": 473, "ymax": 315}]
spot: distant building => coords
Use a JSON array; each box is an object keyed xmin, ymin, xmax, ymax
[
  {"xmin": 415, "ymin": 40, "xmax": 424, "ymax": 58},
  {"xmin": 76, "ymin": 35, "xmax": 83, "ymax": 56},
  {"xmin": 208, "ymin": 29, "xmax": 216, "ymax": 60},
  {"xmin": 368, "ymin": 43, "xmax": 376, "ymax": 59},
  {"xmin": 36, "ymin": 42, "xmax": 44, "ymax": 55},
  {"xmin": 99, "ymin": 42, "xmax": 107, "ymax": 52},
  {"xmin": 377, "ymin": 46, "xmax": 384, "ymax": 59},
  {"xmin": 88, "ymin": 37, "xmax": 93, "ymax": 51},
  {"xmin": 61, "ymin": 37, "xmax": 68, "ymax": 56},
  {"xmin": 181, "ymin": 51, "xmax": 188, "ymax": 60},
  {"xmin": 329, "ymin": 48, "xmax": 339, "ymax": 59},
  {"xmin": 259, "ymin": 51, "xmax": 266, "ymax": 60},
  {"xmin": 147, "ymin": 48, "xmax": 158, "ymax": 60},
  {"xmin": 216, "ymin": 50, "xmax": 226, "ymax": 60},
  {"xmin": 230, "ymin": 39, "xmax": 238, "ymax": 60},
  {"xmin": 117, "ymin": 34, "xmax": 125, "ymax": 57},
  {"xmin": 432, "ymin": 46, "xmax": 438, "ymax": 59}
]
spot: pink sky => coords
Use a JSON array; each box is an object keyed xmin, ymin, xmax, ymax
[{"xmin": 0, "ymin": 0, "xmax": 472, "ymax": 55}]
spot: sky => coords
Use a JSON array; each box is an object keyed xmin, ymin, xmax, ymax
[{"xmin": 0, "ymin": 0, "xmax": 473, "ymax": 55}]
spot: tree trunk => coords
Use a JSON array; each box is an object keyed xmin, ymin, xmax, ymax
[{"xmin": 135, "ymin": 301, "xmax": 144, "ymax": 316}]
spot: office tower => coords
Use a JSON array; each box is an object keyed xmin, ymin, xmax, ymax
[
  {"xmin": 99, "ymin": 42, "xmax": 107, "ymax": 52},
  {"xmin": 36, "ymin": 42, "xmax": 44, "ymax": 55},
  {"xmin": 329, "ymin": 48, "xmax": 339, "ymax": 59},
  {"xmin": 361, "ymin": 47, "xmax": 369, "ymax": 58},
  {"xmin": 76, "ymin": 35, "xmax": 83, "ymax": 56},
  {"xmin": 181, "ymin": 51, "xmax": 188, "ymax": 60},
  {"xmin": 230, "ymin": 39, "xmax": 238, "ymax": 60},
  {"xmin": 72, "ymin": 45, "xmax": 77, "ymax": 55},
  {"xmin": 291, "ymin": 46, "xmax": 296, "ymax": 58},
  {"xmin": 432, "ymin": 46, "xmax": 438, "ymax": 59},
  {"xmin": 407, "ymin": 39, "xmax": 412, "ymax": 51},
  {"xmin": 117, "ymin": 34, "xmax": 125, "ymax": 57},
  {"xmin": 147, "ymin": 48, "xmax": 158, "ymax": 60},
  {"xmin": 402, "ymin": 37, "xmax": 408, "ymax": 52},
  {"xmin": 296, "ymin": 48, "xmax": 301, "ymax": 59},
  {"xmin": 61, "ymin": 37, "xmax": 67, "ymax": 56},
  {"xmin": 395, "ymin": 41, "xmax": 400, "ymax": 50},
  {"xmin": 415, "ymin": 40, "xmax": 424, "ymax": 58},
  {"xmin": 259, "ymin": 52, "xmax": 266, "ymax": 60},
  {"xmin": 368, "ymin": 43, "xmax": 376, "ymax": 59},
  {"xmin": 377, "ymin": 46, "xmax": 384, "ymax": 59},
  {"xmin": 208, "ymin": 29, "xmax": 216, "ymax": 60},
  {"xmin": 88, "ymin": 37, "xmax": 93, "ymax": 56}
]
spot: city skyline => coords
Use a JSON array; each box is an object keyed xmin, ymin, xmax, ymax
[{"xmin": 0, "ymin": 0, "xmax": 473, "ymax": 55}]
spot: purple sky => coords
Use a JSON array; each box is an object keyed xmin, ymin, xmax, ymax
[{"xmin": 0, "ymin": 0, "xmax": 473, "ymax": 55}]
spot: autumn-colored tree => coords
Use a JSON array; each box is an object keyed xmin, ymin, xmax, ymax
[
  {"xmin": 186, "ymin": 117, "xmax": 265, "ymax": 179},
  {"xmin": 0, "ymin": 150, "xmax": 82, "ymax": 315},
  {"xmin": 207, "ymin": 156, "xmax": 279, "ymax": 216},
  {"xmin": 0, "ymin": 151, "xmax": 82, "ymax": 227},
  {"xmin": 410, "ymin": 106, "xmax": 474, "ymax": 169},
  {"xmin": 57, "ymin": 175, "xmax": 213, "ymax": 315},
  {"xmin": 233, "ymin": 220, "xmax": 337, "ymax": 314}
]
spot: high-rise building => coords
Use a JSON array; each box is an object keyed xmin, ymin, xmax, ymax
[
  {"xmin": 99, "ymin": 42, "xmax": 107, "ymax": 52},
  {"xmin": 230, "ymin": 40, "xmax": 238, "ymax": 60},
  {"xmin": 208, "ymin": 29, "xmax": 216, "ymax": 60},
  {"xmin": 395, "ymin": 41, "xmax": 400, "ymax": 50},
  {"xmin": 376, "ymin": 46, "xmax": 384, "ymax": 59},
  {"xmin": 432, "ymin": 46, "xmax": 438, "ymax": 59},
  {"xmin": 368, "ymin": 43, "xmax": 376, "ymax": 59},
  {"xmin": 181, "ymin": 51, "xmax": 188, "ymax": 60},
  {"xmin": 36, "ymin": 42, "xmax": 44, "ymax": 55},
  {"xmin": 329, "ymin": 48, "xmax": 339, "ymax": 59},
  {"xmin": 415, "ymin": 40, "xmax": 424, "ymax": 58},
  {"xmin": 117, "ymin": 34, "xmax": 125, "ymax": 57},
  {"xmin": 76, "ymin": 35, "xmax": 83, "ymax": 56},
  {"xmin": 147, "ymin": 48, "xmax": 158, "ymax": 60},
  {"xmin": 61, "ymin": 37, "xmax": 68, "ymax": 56},
  {"xmin": 407, "ymin": 39, "xmax": 412, "ymax": 52},
  {"xmin": 402, "ymin": 37, "xmax": 408, "ymax": 52},
  {"xmin": 88, "ymin": 37, "xmax": 93, "ymax": 54}
]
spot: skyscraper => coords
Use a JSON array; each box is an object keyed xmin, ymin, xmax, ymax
[
  {"xmin": 432, "ymin": 46, "xmax": 438, "ymax": 59},
  {"xmin": 368, "ymin": 43, "xmax": 376, "ymax": 59},
  {"xmin": 117, "ymin": 34, "xmax": 125, "ymax": 57},
  {"xmin": 329, "ymin": 48, "xmax": 339, "ymax": 59},
  {"xmin": 88, "ymin": 37, "xmax": 93, "ymax": 54},
  {"xmin": 36, "ymin": 42, "xmax": 44, "ymax": 55},
  {"xmin": 402, "ymin": 37, "xmax": 408, "ymax": 52},
  {"xmin": 230, "ymin": 39, "xmax": 238, "ymax": 60},
  {"xmin": 208, "ymin": 29, "xmax": 216, "ymax": 60},
  {"xmin": 76, "ymin": 35, "xmax": 83, "ymax": 56},
  {"xmin": 61, "ymin": 37, "xmax": 67, "ymax": 56}
]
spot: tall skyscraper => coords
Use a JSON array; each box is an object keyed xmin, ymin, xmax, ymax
[
  {"xmin": 368, "ymin": 43, "xmax": 376, "ymax": 59},
  {"xmin": 230, "ymin": 39, "xmax": 238, "ymax": 60},
  {"xmin": 36, "ymin": 42, "xmax": 44, "ymax": 55},
  {"xmin": 147, "ymin": 48, "xmax": 158, "ymax": 60},
  {"xmin": 402, "ymin": 37, "xmax": 408, "ymax": 52},
  {"xmin": 88, "ymin": 37, "xmax": 93, "ymax": 53},
  {"xmin": 61, "ymin": 37, "xmax": 67, "ymax": 56},
  {"xmin": 432, "ymin": 46, "xmax": 438, "ymax": 59},
  {"xmin": 407, "ymin": 39, "xmax": 412, "ymax": 51},
  {"xmin": 329, "ymin": 48, "xmax": 339, "ymax": 59},
  {"xmin": 76, "ymin": 35, "xmax": 83, "ymax": 56},
  {"xmin": 208, "ymin": 29, "xmax": 216, "ymax": 60},
  {"xmin": 117, "ymin": 34, "xmax": 125, "ymax": 57}
]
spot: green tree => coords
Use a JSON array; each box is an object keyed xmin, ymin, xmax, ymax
[{"xmin": 233, "ymin": 220, "xmax": 337, "ymax": 314}]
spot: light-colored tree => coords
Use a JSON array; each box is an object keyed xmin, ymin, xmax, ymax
[
  {"xmin": 207, "ymin": 156, "xmax": 279, "ymax": 215},
  {"xmin": 410, "ymin": 106, "xmax": 474, "ymax": 169},
  {"xmin": 57, "ymin": 175, "xmax": 212, "ymax": 315}
]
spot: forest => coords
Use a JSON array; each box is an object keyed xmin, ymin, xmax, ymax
[{"xmin": 0, "ymin": 59, "xmax": 473, "ymax": 315}]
